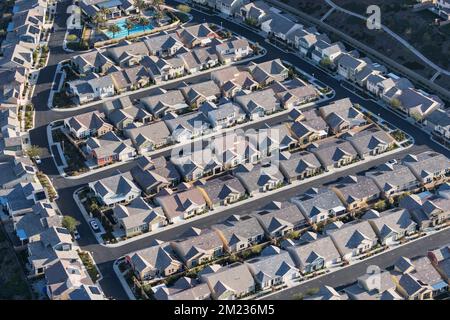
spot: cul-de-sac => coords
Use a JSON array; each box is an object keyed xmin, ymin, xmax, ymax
[{"xmin": 0, "ymin": 0, "xmax": 449, "ymax": 301}]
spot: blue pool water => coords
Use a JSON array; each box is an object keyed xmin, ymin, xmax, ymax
[{"xmin": 104, "ymin": 19, "xmax": 154, "ymax": 39}]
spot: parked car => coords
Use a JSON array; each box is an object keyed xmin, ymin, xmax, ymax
[
  {"xmin": 90, "ymin": 220, "xmax": 100, "ymax": 232},
  {"xmin": 73, "ymin": 229, "xmax": 80, "ymax": 240},
  {"xmin": 34, "ymin": 156, "xmax": 41, "ymax": 164}
]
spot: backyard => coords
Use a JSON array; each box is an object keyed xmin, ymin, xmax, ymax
[{"xmin": 52, "ymin": 128, "xmax": 89, "ymax": 176}]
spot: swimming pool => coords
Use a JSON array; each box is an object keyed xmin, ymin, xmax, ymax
[{"xmin": 104, "ymin": 18, "xmax": 154, "ymax": 39}]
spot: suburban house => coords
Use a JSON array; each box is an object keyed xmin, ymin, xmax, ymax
[
  {"xmin": 215, "ymin": 37, "xmax": 253, "ymax": 63},
  {"xmin": 143, "ymin": 33, "xmax": 185, "ymax": 57},
  {"xmin": 233, "ymin": 163, "xmax": 284, "ymax": 196},
  {"xmin": 125, "ymin": 120, "xmax": 172, "ymax": 154},
  {"xmin": 247, "ymin": 59, "xmax": 289, "ymax": 86},
  {"xmin": 270, "ymin": 78, "xmax": 318, "ymax": 108},
  {"xmin": 368, "ymin": 208, "xmax": 417, "ymax": 246},
  {"xmin": 337, "ymin": 53, "xmax": 368, "ymax": 81},
  {"xmin": 402, "ymin": 151, "xmax": 450, "ymax": 186},
  {"xmin": 67, "ymin": 75, "xmax": 115, "ymax": 104},
  {"xmin": 71, "ymin": 50, "xmax": 115, "ymax": 76},
  {"xmin": 305, "ymin": 285, "xmax": 348, "ymax": 300},
  {"xmin": 139, "ymin": 89, "xmax": 189, "ymax": 118},
  {"xmin": 290, "ymin": 109, "xmax": 329, "ymax": 146},
  {"xmin": 329, "ymin": 220, "xmax": 379, "ymax": 261},
  {"xmin": 210, "ymin": 66, "xmax": 258, "ymax": 98},
  {"xmin": 179, "ymin": 47, "xmax": 220, "ymax": 74},
  {"xmin": 366, "ymin": 162, "xmax": 420, "ymax": 198},
  {"xmin": 0, "ymin": 182, "xmax": 47, "ymax": 217},
  {"xmin": 106, "ymin": 41, "xmax": 149, "ymax": 67},
  {"xmin": 85, "ymin": 131, "xmax": 136, "ymax": 166},
  {"xmin": 172, "ymin": 150, "xmax": 223, "ymax": 181},
  {"xmin": 64, "ymin": 111, "xmax": 113, "ymax": 139},
  {"xmin": 318, "ymin": 98, "xmax": 366, "ymax": 134},
  {"xmin": 343, "ymin": 271, "xmax": 400, "ymax": 300},
  {"xmin": 165, "ymin": 112, "xmax": 211, "ymax": 143},
  {"xmin": 254, "ymin": 202, "xmax": 308, "ymax": 238},
  {"xmin": 126, "ymin": 242, "xmax": 183, "ymax": 281},
  {"xmin": 155, "ymin": 187, "xmax": 208, "ymax": 224},
  {"xmin": 130, "ymin": 156, "xmax": 181, "ymax": 195},
  {"xmin": 200, "ymin": 101, "xmax": 246, "ymax": 129},
  {"xmin": 112, "ymin": 197, "xmax": 167, "ymax": 237},
  {"xmin": 140, "ymin": 55, "xmax": 185, "ymax": 84},
  {"xmin": 153, "ymin": 276, "xmax": 211, "ymax": 300},
  {"xmin": 215, "ymin": 0, "xmax": 244, "ymax": 16},
  {"xmin": 287, "ymin": 236, "xmax": 342, "ymax": 274},
  {"xmin": 239, "ymin": 1, "xmax": 271, "ymax": 26},
  {"xmin": 428, "ymin": 244, "xmax": 450, "ymax": 287},
  {"xmin": 311, "ymin": 41, "xmax": 345, "ymax": 66},
  {"xmin": 246, "ymin": 249, "xmax": 300, "ymax": 290},
  {"xmin": 395, "ymin": 87, "xmax": 443, "ymax": 119},
  {"xmin": 424, "ymin": 108, "xmax": 450, "ymax": 143},
  {"xmin": 201, "ymin": 263, "xmax": 256, "ymax": 300},
  {"xmin": 196, "ymin": 174, "xmax": 246, "ymax": 209},
  {"xmin": 309, "ymin": 138, "xmax": 359, "ymax": 171},
  {"xmin": 400, "ymin": 193, "xmax": 450, "ymax": 228},
  {"xmin": 213, "ymin": 215, "xmax": 265, "ymax": 253},
  {"xmin": 331, "ymin": 175, "xmax": 381, "ymax": 212},
  {"xmin": 88, "ymin": 172, "xmax": 141, "ymax": 207},
  {"xmin": 278, "ymin": 151, "xmax": 322, "ymax": 183},
  {"xmin": 235, "ymin": 88, "xmax": 281, "ymax": 120},
  {"xmin": 346, "ymin": 126, "xmax": 396, "ymax": 159},
  {"xmin": 292, "ymin": 188, "xmax": 346, "ymax": 224},
  {"xmin": 176, "ymin": 23, "xmax": 217, "ymax": 48},
  {"xmin": 394, "ymin": 273, "xmax": 433, "ymax": 300},
  {"xmin": 180, "ymin": 80, "xmax": 221, "ymax": 107},
  {"xmin": 171, "ymin": 228, "xmax": 224, "ymax": 268}
]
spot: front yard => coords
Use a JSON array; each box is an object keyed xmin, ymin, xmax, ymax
[{"xmin": 78, "ymin": 251, "xmax": 100, "ymax": 283}]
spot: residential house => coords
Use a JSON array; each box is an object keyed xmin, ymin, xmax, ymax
[
  {"xmin": 215, "ymin": 0, "xmax": 244, "ymax": 16},
  {"xmin": 287, "ymin": 236, "xmax": 342, "ymax": 274},
  {"xmin": 402, "ymin": 151, "xmax": 450, "ymax": 186},
  {"xmin": 329, "ymin": 220, "xmax": 379, "ymax": 261},
  {"xmin": 260, "ymin": 12, "xmax": 302, "ymax": 41},
  {"xmin": 332, "ymin": 175, "xmax": 381, "ymax": 212},
  {"xmin": 213, "ymin": 215, "xmax": 265, "ymax": 253},
  {"xmin": 171, "ymin": 228, "xmax": 224, "ymax": 268},
  {"xmin": 343, "ymin": 271, "xmax": 400, "ymax": 300},
  {"xmin": 368, "ymin": 208, "xmax": 417, "ymax": 246},
  {"xmin": 428, "ymin": 244, "xmax": 450, "ymax": 286},
  {"xmin": 88, "ymin": 172, "xmax": 141, "ymax": 207},
  {"xmin": 197, "ymin": 174, "xmax": 246, "ymax": 209},
  {"xmin": 165, "ymin": 112, "xmax": 211, "ymax": 143},
  {"xmin": 71, "ymin": 50, "xmax": 115, "ymax": 76},
  {"xmin": 319, "ymin": 98, "xmax": 366, "ymax": 134},
  {"xmin": 180, "ymin": 80, "xmax": 221, "ymax": 107},
  {"xmin": 305, "ymin": 285, "xmax": 348, "ymax": 300},
  {"xmin": 309, "ymin": 138, "xmax": 359, "ymax": 171},
  {"xmin": 173, "ymin": 149, "xmax": 223, "ymax": 181},
  {"xmin": 64, "ymin": 111, "xmax": 113, "ymax": 139},
  {"xmin": 270, "ymin": 78, "xmax": 318, "ymax": 108},
  {"xmin": 143, "ymin": 33, "xmax": 185, "ymax": 57},
  {"xmin": 215, "ymin": 37, "xmax": 253, "ymax": 64},
  {"xmin": 278, "ymin": 151, "xmax": 322, "ymax": 183},
  {"xmin": 200, "ymin": 101, "xmax": 246, "ymax": 129},
  {"xmin": 290, "ymin": 109, "xmax": 329, "ymax": 146},
  {"xmin": 424, "ymin": 108, "xmax": 450, "ymax": 143},
  {"xmin": 126, "ymin": 242, "xmax": 183, "ymax": 281},
  {"xmin": 254, "ymin": 202, "xmax": 308, "ymax": 238},
  {"xmin": 247, "ymin": 250, "xmax": 300, "ymax": 290},
  {"xmin": 139, "ymin": 89, "xmax": 189, "ymax": 118},
  {"xmin": 235, "ymin": 88, "xmax": 280, "ymax": 120},
  {"xmin": 0, "ymin": 182, "xmax": 46, "ymax": 217},
  {"xmin": 311, "ymin": 41, "xmax": 345, "ymax": 66},
  {"xmin": 210, "ymin": 66, "xmax": 258, "ymax": 98},
  {"xmin": 292, "ymin": 188, "xmax": 346, "ymax": 224},
  {"xmin": 125, "ymin": 120, "xmax": 172, "ymax": 154},
  {"xmin": 176, "ymin": 23, "xmax": 217, "ymax": 48},
  {"xmin": 85, "ymin": 131, "xmax": 136, "ymax": 166},
  {"xmin": 239, "ymin": 1, "xmax": 271, "ymax": 26},
  {"xmin": 337, "ymin": 53, "xmax": 368, "ymax": 81},
  {"xmin": 201, "ymin": 263, "xmax": 255, "ymax": 300},
  {"xmin": 112, "ymin": 197, "xmax": 167, "ymax": 237},
  {"xmin": 233, "ymin": 163, "xmax": 284, "ymax": 196},
  {"xmin": 153, "ymin": 277, "xmax": 211, "ymax": 300},
  {"xmin": 105, "ymin": 41, "xmax": 150, "ymax": 67},
  {"xmin": 366, "ymin": 162, "xmax": 420, "ymax": 198},
  {"xmin": 155, "ymin": 187, "xmax": 208, "ymax": 224},
  {"xmin": 346, "ymin": 126, "xmax": 396, "ymax": 159},
  {"xmin": 141, "ymin": 55, "xmax": 185, "ymax": 84},
  {"xmin": 247, "ymin": 59, "xmax": 289, "ymax": 86},
  {"xmin": 130, "ymin": 156, "xmax": 181, "ymax": 195}
]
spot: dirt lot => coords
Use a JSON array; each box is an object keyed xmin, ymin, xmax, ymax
[
  {"xmin": 329, "ymin": 0, "xmax": 450, "ymax": 71},
  {"xmin": 280, "ymin": 0, "xmax": 332, "ymax": 19},
  {"xmin": 324, "ymin": 11, "xmax": 437, "ymax": 80},
  {"xmin": 0, "ymin": 227, "xmax": 32, "ymax": 300}
]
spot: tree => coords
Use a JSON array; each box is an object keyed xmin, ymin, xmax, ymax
[
  {"xmin": 26, "ymin": 145, "xmax": 43, "ymax": 158},
  {"xmin": 176, "ymin": 4, "xmax": 191, "ymax": 13},
  {"xmin": 108, "ymin": 24, "xmax": 121, "ymax": 38},
  {"xmin": 139, "ymin": 17, "xmax": 150, "ymax": 31},
  {"xmin": 93, "ymin": 12, "xmax": 106, "ymax": 29},
  {"xmin": 410, "ymin": 111, "xmax": 423, "ymax": 123},
  {"xmin": 320, "ymin": 57, "xmax": 332, "ymax": 69},
  {"xmin": 66, "ymin": 34, "xmax": 78, "ymax": 42},
  {"xmin": 373, "ymin": 199, "xmax": 387, "ymax": 211},
  {"xmin": 125, "ymin": 19, "xmax": 135, "ymax": 35},
  {"xmin": 390, "ymin": 98, "xmax": 401, "ymax": 109},
  {"xmin": 134, "ymin": 0, "xmax": 147, "ymax": 13},
  {"xmin": 62, "ymin": 216, "xmax": 80, "ymax": 233}
]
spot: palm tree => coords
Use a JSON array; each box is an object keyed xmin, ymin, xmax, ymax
[
  {"xmin": 152, "ymin": 0, "xmax": 165, "ymax": 14},
  {"xmin": 99, "ymin": 7, "xmax": 111, "ymax": 19},
  {"xmin": 139, "ymin": 17, "xmax": 150, "ymax": 31},
  {"xmin": 134, "ymin": 0, "xmax": 147, "ymax": 13},
  {"xmin": 125, "ymin": 19, "xmax": 135, "ymax": 36},
  {"xmin": 108, "ymin": 24, "xmax": 121, "ymax": 38},
  {"xmin": 93, "ymin": 12, "xmax": 106, "ymax": 30}
]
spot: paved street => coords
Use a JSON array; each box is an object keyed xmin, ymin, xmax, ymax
[
  {"xmin": 26, "ymin": 0, "xmax": 450, "ymax": 300},
  {"xmin": 263, "ymin": 228, "xmax": 450, "ymax": 300}
]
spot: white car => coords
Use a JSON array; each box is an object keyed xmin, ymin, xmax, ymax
[
  {"xmin": 73, "ymin": 230, "xmax": 80, "ymax": 240},
  {"xmin": 34, "ymin": 156, "xmax": 42, "ymax": 164},
  {"xmin": 90, "ymin": 220, "xmax": 100, "ymax": 232}
]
